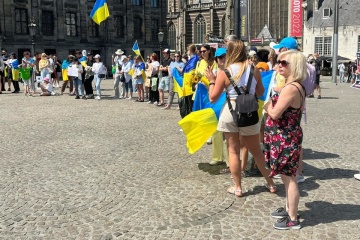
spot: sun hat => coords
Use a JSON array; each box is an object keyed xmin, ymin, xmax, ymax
[
  {"xmin": 115, "ymin": 49, "xmax": 124, "ymax": 55},
  {"xmin": 256, "ymin": 62, "xmax": 270, "ymax": 71},
  {"xmin": 215, "ymin": 48, "xmax": 227, "ymax": 58},
  {"xmin": 94, "ymin": 54, "xmax": 101, "ymax": 59},
  {"xmin": 120, "ymin": 55, "xmax": 127, "ymax": 62},
  {"xmin": 273, "ymin": 37, "xmax": 298, "ymax": 50},
  {"xmin": 43, "ymin": 77, "xmax": 50, "ymax": 82},
  {"xmin": 248, "ymin": 50, "xmax": 257, "ymax": 57}
]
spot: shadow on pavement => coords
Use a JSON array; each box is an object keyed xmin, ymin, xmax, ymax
[
  {"xmin": 303, "ymin": 148, "xmax": 340, "ymax": 160},
  {"xmin": 197, "ymin": 162, "xmax": 227, "ymax": 175},
  {"xmin": 316, "ymin": 96, "xmax": 339, "ymax": 99},
  {"xmin": 301, "ymin": 201, "xmax": 360, "ymax": 228}
]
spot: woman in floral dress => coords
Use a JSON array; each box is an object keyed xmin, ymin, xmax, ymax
[{"xmin": 263, "ymin": 50, "xmax": 307, "ymax": 230}]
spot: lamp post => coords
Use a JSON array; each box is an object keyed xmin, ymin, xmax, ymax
[
  {"xmin": 28, "ymin": 17, "xmax": 36, "ymax": 56},
  {"xmin": 332, "ymin": 0, "xmax": 339, "ymax": 84},
  {"xmin": 158, "ymin": 30, "xmax": 164, "ymax": 62}
]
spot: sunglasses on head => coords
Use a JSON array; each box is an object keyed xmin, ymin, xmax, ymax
[{"xmin": 277, "ymin": 60, "xmax": 289, "ymax": 66}]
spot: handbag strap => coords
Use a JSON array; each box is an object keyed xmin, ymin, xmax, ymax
[
  {"xmin": 245, "ymin": 65, "xmax": 254, "ymax": 94},
  {"xmin": 223, "ymin": 68, "xmax": 241, "ymax": 96}
]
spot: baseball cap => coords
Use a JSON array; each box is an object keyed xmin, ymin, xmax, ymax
[
  {"xmin": 94, "ymin": 54, "xmax": 100, "ymax": 59},
  {"xmin": 162, "ymin": 48, "xmax": 170, "ymax": 54},
  {"xmin": 215, "ymin": 48, "xmax": 227, "ymax": 57},
  {"xmin": 43, "ymin": 77, "xmax": 50, "ymax": 82},
  {"xmin": 273, "ymin": 37, "xmax": 298, "ymax": 50},
  {"xmin": 248, "ymin": 50, "xmax": 257, "ymax": 57}
]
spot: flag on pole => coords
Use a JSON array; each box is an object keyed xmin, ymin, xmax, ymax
[
  {"xmin": 132, "ymin": 41, "xmax": 144, "ymax": 61},
  {"xmin": 90, "ymin": 0, "xmax": 110, "ymax": 25}
]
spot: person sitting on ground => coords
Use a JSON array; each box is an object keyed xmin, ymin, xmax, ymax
[{"xmin": 40, "ymin": 77, "xmax": 54, "ymax": 96}]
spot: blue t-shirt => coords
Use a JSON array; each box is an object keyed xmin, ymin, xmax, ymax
[{"xmin": 169, "ymin": 61, "xmax": 185, "ymax": 77}]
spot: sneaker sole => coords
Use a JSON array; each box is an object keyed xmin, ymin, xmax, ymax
[
  {"xmin": 272, "ymin": 214, "xmax": 301, "ymax": 219},
  {"xmin": 297, "ymin": 179, "xmax": 306, "ymax": 183},
  {"xmin": 273, "ymin": 224, "xmax": 301, "ymax": 230}
]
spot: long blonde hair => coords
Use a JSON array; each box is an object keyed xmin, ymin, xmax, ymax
[
  {"xmin": 278, "ymin": 50, "xmax": 307, "ymax": 83},
  {"xmin": 225, "ymin": 40, "xmax": 248, "ymax": 81}
]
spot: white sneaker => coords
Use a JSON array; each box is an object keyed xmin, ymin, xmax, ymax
[
  {"xmin": 296, "ymin": 172, "xmax": 305, "ymax": 183},
  {"xmin": 51, "ymin": 91, "xmax": 56, "ymax": 96},
  {"xmin": 354, "ymin": 174, "xmax": 360, "ymax": 181},
  {"xmin": 153, "ymin": 101, "xmax": 158, "ymax": 105},
  {"xmin": 147, "ymin": 101, "xmax": 152, "ymax": 104},
  {"xmin": 95, "ymin": 96, "xmax": 101, "ymax": 100},
  {"xmin": 273, "ymin": 174, "xmax": 281, "ymax": 179}
]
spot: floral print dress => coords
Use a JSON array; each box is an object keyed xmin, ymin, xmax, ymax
[{"xmin": 264, "ymin": 83, "xmax": 305, "ymax": 177}]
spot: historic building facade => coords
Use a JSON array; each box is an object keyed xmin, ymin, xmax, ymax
[
  {"xmin": 303, "ymin": 0, "xmax": 360, "ymax": 61},
  {"xmin": 0, "ymin": 0, "xmax": 167, "ymax": 66},
  {"xmin": 166, "ymin": 0, "xmax": 229, "ymax": 52}
]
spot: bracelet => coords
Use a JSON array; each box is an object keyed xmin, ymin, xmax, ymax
[{"xmin": 209, "ymin": 82, "xmax": 215, "ymax": 86}]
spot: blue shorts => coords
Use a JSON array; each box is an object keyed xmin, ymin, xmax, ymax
[
  {"xmin": 158, "ymin": 76, "xmax": 170, "ymax": 91},
  {"xmin": 134, "ymin": 77, "xmax": 144, "ymax": 85}
]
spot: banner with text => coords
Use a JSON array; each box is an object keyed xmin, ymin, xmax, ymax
[
  {"xmin": 290, "ymin": 0, "xmax": 303, "ymax": 37},
  {"xmin": 240, "ymin": 0, "xmax": 248, "ymax": 41}
]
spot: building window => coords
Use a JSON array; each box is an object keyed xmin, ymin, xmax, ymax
[
  {"xmin": 151, "ymin": 0, "xmax": 158, "ymax": 7},
  {"xmin": 132, "ymin": 0, "xmax": 142, "ymax": 5},
  {"xmin": 114, "ymin": 0, "xmax": 124, "ymax": 3},
  {"xmin": 42, "ymin": 11, "xmax": 54, "ymax": 36},
  {"xmin": 315, "ymin": 36, "xmax": 332, "ymax": 56},
  {"xmin": 133, "ymin": 17, "xmax": 143, "ymax": 39},
  {"xmin": 15, "ymin": 8, "xmax": 28, "ymax": 35},
  {"xmin": 151, "ymin": 19, "xmax": 159, "ymax": 41},
  {"xmin": 194, "ymin": 15, "xmax": 206, "ymax": 44},
  {"xmin": 168, "ymin": 22, "xmax": 176, "ymax": 50},
  {"xmin": 221, "ymin": 15, "xmax": 226, "ymax": 37},
  {"xmin": 65, "ymin": 13, "xmax": 77, "ymax": 36},
  {"xmin": 89, "ymin": 20, "xmax": 99, "ymax": 37},
  {"xmin": 114, "ymin": 16, "xmax": 125, "ymax": 38}
]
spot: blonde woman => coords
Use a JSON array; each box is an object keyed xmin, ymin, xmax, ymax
[
  {"xmin": 39, "ymin": 53, "xmax": 50, "ymax": 81},
  {"xmin": 263, "ymin": 50, "xmax": 307, "ymax": 230},
  {"xmin": 208, "ymin": 40, "xmax": 276, "ymax": 197}
]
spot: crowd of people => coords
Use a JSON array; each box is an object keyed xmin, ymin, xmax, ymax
[{"xmin": 1, "ymin": 35, "xmax": 321, "ymax": 230}]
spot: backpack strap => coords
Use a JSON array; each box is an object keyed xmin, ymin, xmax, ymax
[
  {"xmin": 245, "ymin": 65, "xmax": 254, "ymax": 94},
  {"xmin": 223, "ymin": 68, "xmax": 241, "ymax": 95}
]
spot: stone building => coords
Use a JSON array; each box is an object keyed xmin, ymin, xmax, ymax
[
  {"xmin": 0, "ymin": 0, "xmax": 168, "ymax": 67},
  {"xmin": 303, "ymin": 0, "xmax": 360, "ymax": 61},
  {"xmin": 166, "ymin": 0, "xmax": 229, "ymax": 53}
]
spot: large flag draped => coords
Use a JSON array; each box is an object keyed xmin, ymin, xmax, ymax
[
  {"xmin": 90, "ymin": 0, "xmax": 110, "ymax": 25},
  {"xmin": 178, "ymin": 83, "xmax": 226, "ymax": 154}
]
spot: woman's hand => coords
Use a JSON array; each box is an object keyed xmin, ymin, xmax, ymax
[
  {"xmin": 263, "ymin": 101, "xmax": 271, "ymax": 113},
  {"xmin": 204, "ymin": 66, "xmax": 216, "ymax": 83}
]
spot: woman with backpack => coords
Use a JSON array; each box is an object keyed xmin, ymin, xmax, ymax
[{"xmin": 207, "ymin": 40, "xmax": 277, "ymax": 197}]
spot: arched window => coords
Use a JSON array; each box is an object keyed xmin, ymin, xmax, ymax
[
  {"xmin": 194, "ymin": 15, "xmax": 206, "ymax": 44},
  {"xmin": 221, "ymin": 15, "xmax": 226, "ymax": 38},
  {"xmin": 168, "ymin": 22, "xmax": 176, "ymax": 50}
]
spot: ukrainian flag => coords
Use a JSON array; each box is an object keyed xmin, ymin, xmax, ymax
[
  {"xmin": 90, "ymin": 0, "xmax": 110, "ymax": 25},
  {"xmin": 173, "ymin": 55, "xmax": 199, "ymax": 98},
  {"xmin": 258, "ymin": 70, "xmax": 274, "ymax": 118},
  {"xmin": 178, "ymin": 83, "xmax": 226, "ymax": 154},
  {"xmin": 172, "ymin": 68, "xmax": 184, "ymax": 98},
  {"xmin": 132, "ymin": 41, "xmax": 144, "ymax": 61},
  {"xmin": 79, "ymin": 56, "xmax": 87, "ymax": 67}
]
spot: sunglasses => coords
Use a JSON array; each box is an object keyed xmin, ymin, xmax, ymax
[
  {"xmin": 217, "ymin": 55, "xmax": 225, "ymax": 60},
  {"xmin": 277, "ymin": 60, "xmax": 289, "ymax": 67},
  {"xmin": 174, "ymin": 55, "xmax": 180, "ymax": 57},
  {"xmin": 200, "ymin": 50, "xmax": 207, "ymax": 54}
]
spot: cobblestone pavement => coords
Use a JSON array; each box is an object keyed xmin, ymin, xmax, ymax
[{"xmin": 0, "ymin": 79, "xmax": 359, "ymax": 240}]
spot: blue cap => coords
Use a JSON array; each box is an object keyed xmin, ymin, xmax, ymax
[
  {"xmin": 273, "ymin": 37, "xmax": 298, "ymax": 50},
  {"xmin": 215, "ymin": 48, "xmax": 227, "ymax": 57},
  {"xmin": 250, "ymin": 46, "xmax": 258, "ymax": 52}
]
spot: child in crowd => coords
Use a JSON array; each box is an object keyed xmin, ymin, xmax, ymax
[{"xmin": 40, "ymin": 77, "xmax": 54, "ymax": 96}]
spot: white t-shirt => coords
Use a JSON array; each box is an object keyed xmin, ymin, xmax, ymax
[
  {"xmin": 45, "ymin": 82, "xmax": 53, "ymax": 92},
  {"xmin": 151, "ymin": 61, "xmax": 160, "ymax": 75},
  {"xmin": 48, "ymin": 58, "xmax": 54, "ymax": 72}
]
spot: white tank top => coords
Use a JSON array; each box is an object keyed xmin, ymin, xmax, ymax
[{"xmin": 226, "ymin": 64, "xmax": 257, "ymax": 98}]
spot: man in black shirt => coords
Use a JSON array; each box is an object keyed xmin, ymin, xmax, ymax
[{"xmin": 158, "ymin": 49, "xmax": 173, "ymax": 106}]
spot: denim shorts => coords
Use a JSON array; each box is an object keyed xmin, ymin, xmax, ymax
[
  {"xmin": 134, "ymin": 77, "xmax": 144, "ymax": 85},
  {"xmin": 158, "ymin": 76, "xmax": 170, "ymax": 91}
]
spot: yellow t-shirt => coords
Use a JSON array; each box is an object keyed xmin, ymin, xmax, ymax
[{"xmin": 194, "ymin": 59, "xmax": 218, "ymax": 87}]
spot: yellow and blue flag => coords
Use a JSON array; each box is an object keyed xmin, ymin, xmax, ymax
[
  {"xmin": 172, "ymin": 68, "xmax": 184, "ymax": 98},
  {"xmin": 178, "ymin": 83, "xmax": 226, "ymax": 154},
  {"xmin": 132, "ymin": 41, "xmax": 144, "ymax": 61},
  {"xmin": 90, "ymin": 0, "xmax": 110, "ymax": 25},
  {"xmin": 179, "ymin": 55, "xmax": 199, "ymax": 97},
  {"xmin": 79, "ymin": 56, "xmax": 87, "ymax": 67},
  {"xmin": 258, "ymin": 70, "xmax": 274, "ymax": 118}
]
